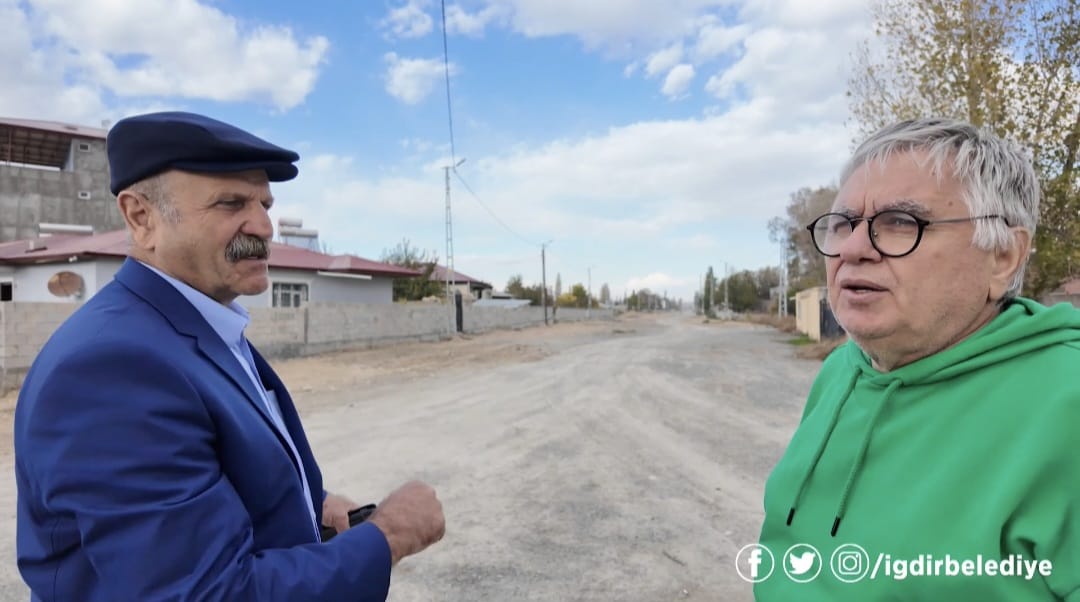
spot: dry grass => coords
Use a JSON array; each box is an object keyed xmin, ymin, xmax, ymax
[
  {"xmin": 740, "ymin": 313, "xmax": 798, "ymax": 333},
  {"xmin": 738, "ymin": 313, "xmax": 845, "ymax": 361},
  {"xmin": 793, "ymin": 337, "xmax": 847, "ymax": 360}
]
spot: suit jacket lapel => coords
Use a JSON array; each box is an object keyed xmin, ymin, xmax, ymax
[
  {"xmin": 114, "ymin": 259, "xmax": 278, "ymax": 429},
  {"xmin": 250, "ymin": 346, "xmax": 324, "ymax": 514}
]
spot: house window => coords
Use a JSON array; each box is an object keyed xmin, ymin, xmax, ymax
[
  {"xmin": 1, "ymin": 282, "xmax": 11, "ymax": 302},
  {"xmin": 77, "ymin": 142, "xmax": 91, "ymax": 152},
  {"xmin": 77, "ymin": 191, "xmax": 91, "ymax": 200},
  {"xmin": 272, "ymin": 282, "xmax": 308, "ymax": 308}
]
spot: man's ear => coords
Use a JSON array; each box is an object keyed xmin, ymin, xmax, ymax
[
  {"xmin": 116, "ymin": 190, "xmax": 156, "ymax": 251},
  {"xmin": 988, "ymin": 227, "xmax": 1032, "ymax": 301}
]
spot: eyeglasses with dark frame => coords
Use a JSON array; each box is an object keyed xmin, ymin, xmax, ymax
[{"xmin": 806, "ymin": 210, "xmax": 1010, "ymax": 258}]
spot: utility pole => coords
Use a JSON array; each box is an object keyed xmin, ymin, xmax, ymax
[
  {"xmin": 586, "ymin": 266, "xmax": 593, "ymax": 319},
  {"xmin": 724, "ymin": 262, "xmax": 730, "ymax": 312},
  {"xmin": 779, "ymin": 234, "xmax": 789, "ymax": 317},
  {"xmin": 541, "ymin": 240, "xmax": 551, "ymax": 325},
  {"xmin": 705, "ymin": 271, "xmax": 711, "ymax": 315},
  {"xmin": 444, "ymin": 158, "xmax": 465, "ymax": 334}
]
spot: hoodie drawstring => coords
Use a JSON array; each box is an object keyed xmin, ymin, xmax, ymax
[
  {"xmin": 830, "ymin": 379, "xmax": 902, "ymax": 536},
  {"xmin": 786, "ymin": 370, "xmax": 859, "ymax": 528}
]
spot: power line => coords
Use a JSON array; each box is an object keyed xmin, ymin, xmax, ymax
[
  {"xmin": 452, "ymin": 170, "xmax": 538, "ymax": 247},
  {"xmin": 440, "ymin": 0, "xmax": 456, "ymax": 164}
]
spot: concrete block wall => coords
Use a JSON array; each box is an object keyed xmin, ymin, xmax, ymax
[
  {"xmin": 463, "ymin": 306, "xmax": 546, "ymax": 333},
  {"xmin": 245, "ymin": 307, "xmax": 308, "ymax": 357},
  {"xmin": 303, "ymin": 303, "xmax": 450, "ymax": 354},
  {"xmin": 0, "ymin": 302, "xmax": 79, "ymax": 393},
  {"xmin": 1, "ymin": 300, "xmax": 611, "ymax": 394},
  {"xmin": 551, "ymin": 307, "xmax": 615, "ymax": 323}
]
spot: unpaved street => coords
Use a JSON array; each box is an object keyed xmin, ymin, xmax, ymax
[{"xmin": 0, "ymin": 312, "xmax": 818, "ymax": 601}]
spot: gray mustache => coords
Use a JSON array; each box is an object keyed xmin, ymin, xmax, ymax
[{"xmin": 225, "ymin": 235, "xmax": 270, "ymax": 263}]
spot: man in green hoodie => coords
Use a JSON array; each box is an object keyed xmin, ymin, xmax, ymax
[{"xmin": 753, "ymin": 118, "xmax": 1080, "ymax": 601}]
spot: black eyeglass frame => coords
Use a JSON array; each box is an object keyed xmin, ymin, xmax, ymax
[{"xmin": 805, "ymin": 211, "xmax": 1010, "ymax": 258}]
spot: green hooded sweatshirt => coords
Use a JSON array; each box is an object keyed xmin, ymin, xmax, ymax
[{"xmin": 755, "ymin": 298, "xmax": 1080, "ymax": 601}]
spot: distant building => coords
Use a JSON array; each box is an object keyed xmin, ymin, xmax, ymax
[
  {"xmin": 0, "ymin": 117, "xmax": 123, "ymax": 242},
  {"xmin": 428, "ymin": 264, "xmax": 493, "ymax": 301},
  {"xmin": 1043, "ymin": 278, "xmax": 1080, "ymax": 308},
  {"xmin": 0, "ymin": 230, "xmax": 421, "ymax": 307}
]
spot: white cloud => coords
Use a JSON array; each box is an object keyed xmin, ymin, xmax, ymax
[
  {"xmin": 446, "ymin": 4, "xmax": 506, "ymax": 36},
  {"xmin": 466, "ymin": 0, "xmax": 868, "ymax": 114},
  {"xmin": 644, "ymin": 43, "xmax": 684, "ymax": 78},
  {"xmin": 487, "ymin": 0, "xmax": 727, "ymax": 47},
  {"xmin": 662, "ymin": 64, "xmax": 695, "ymax": 99},
  {"xmin": 6, "ymin": 0, "xmax": 329, "ymax": 113},
  {"xmin": 381, "ymin": 0, "xmax": 435, "ymax": 39},
  {"xmin": 694, "ymin": 23, "xmax": 750, "ymax": 60},
  {"xmin": 704, "ymin": 26, "xmax": 855, "ymax": 112},
  {"xmin": 383, "ymin": 53, "xmax": 458, "ymax": 104}
]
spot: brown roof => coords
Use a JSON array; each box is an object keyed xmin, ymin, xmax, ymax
[
  {"xmin": 1059, "ymin": 278, "xmax": 1080, "ymax": 295},
  {"xmin": 428, "ymin": 264, "xmax": 492, "ymax": 287},
  {"xmin": 0, "ymin": 117, "xmax": 107, "ymax": 168},
  {"xmin": 268, "ymin": 243, "xmax": 420, "ymax": 278},
  {"xmin": 0, "ymin": 229, "xmax": 421, "ymax": 278}
]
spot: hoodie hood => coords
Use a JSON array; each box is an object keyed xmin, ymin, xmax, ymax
[{"xmin": 846, "ymin": 297, "xmax": 1080, "ymax": 385}]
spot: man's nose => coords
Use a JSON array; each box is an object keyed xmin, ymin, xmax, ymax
[
  {"xmin": 836, "ymin": 220, "xmax": 881, "ymax": 262},
  {"xmin": 243, "ymin": 203, "xmax": 274, "ymax": 240}
]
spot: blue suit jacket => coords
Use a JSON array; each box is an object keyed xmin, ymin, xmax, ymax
[{"xmin": 15, "ymin": 259, "xmax": 391, "ymax": 601}]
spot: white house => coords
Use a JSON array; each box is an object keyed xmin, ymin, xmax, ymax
[{"xmin": 0, "ymin": 230, "xmax": 420, "ymax": 307}]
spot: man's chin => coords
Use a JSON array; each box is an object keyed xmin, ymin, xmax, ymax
[
  {"xmin": 836, "ymin": 315, "xmax": 894, "ymax": 344},
  {"xmin": 234, "ymin": 276, "xmax": 270, "ymax": 297}
]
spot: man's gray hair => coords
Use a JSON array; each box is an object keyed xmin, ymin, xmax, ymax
[
  {"xmin": 127, "ymin": 172, "xmax": 180, "ymax": 224},
  {"xmin": 840, "ymin": 118, "xmax": 1040, "ymax": 302}
]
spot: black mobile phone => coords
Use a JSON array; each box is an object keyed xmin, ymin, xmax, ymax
[{"xmin": 320, "ymin": 503, "xmax": 377, "ymax": 542}]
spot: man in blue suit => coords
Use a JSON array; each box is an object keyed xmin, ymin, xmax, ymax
[{"xmin": 14, "ymin": 112, "xmax": 445, "ymax": 601}]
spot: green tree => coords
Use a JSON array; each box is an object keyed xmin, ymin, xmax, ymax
[
  {"xmin": 569, "ymin": 283, "xmax": 588, "ymax": 308},
  {"xmin": 849, "ymin": 0, "xmax": 1080, "ymax": 296},
  {"xmin": 506, "ymin": 274, "xmax": 526, "ymax": 299},
  {"xmin": 703, "ymin": 266, "xmax": 717, "ymax": 316},
  {"xmin": 769, "ymin": 186, "xmax": 836, "ymax": 293},
  {"xmin": 379, "ymin": 238, "xmax": 444, "ymax": 301},
  {"xmin": 506, "ymin": 274, "xmax": 547, "ymax": 306}
]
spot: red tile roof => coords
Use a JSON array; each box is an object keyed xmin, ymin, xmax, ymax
[
  {"xmin": 0, "ymin": 230, "xmax": 421, "ymax": 278},
  {"xmin": 267, "ymin": 242, "xmax": 420, "ymax": 277}
]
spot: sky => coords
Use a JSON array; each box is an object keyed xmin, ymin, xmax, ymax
[{"xmin": 2, "ymin": 0, "xmax": 873, "ymax": 302}]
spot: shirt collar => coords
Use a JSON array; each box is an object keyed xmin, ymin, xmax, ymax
[{"xmin": 137, "ymin": 261, "xmax": 250, "ymax": 348}]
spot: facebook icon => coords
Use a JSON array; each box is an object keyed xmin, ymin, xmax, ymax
[{"xmin": 736, "ymin": 544, "xmax": 775, "ymax": 583}]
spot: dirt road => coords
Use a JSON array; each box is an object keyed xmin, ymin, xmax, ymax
[{"xmin": 0, "ymin": 312, "xmax": 818, "ymax": 601}]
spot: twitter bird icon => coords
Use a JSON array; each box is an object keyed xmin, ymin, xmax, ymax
[{"xmin": 783, "ymin": 544, "xmax": 822, "ymax": 582}]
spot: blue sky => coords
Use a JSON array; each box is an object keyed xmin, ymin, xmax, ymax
[{"xmin": 2, "ymin": 0, "xmax": 872, "ymax": 302}]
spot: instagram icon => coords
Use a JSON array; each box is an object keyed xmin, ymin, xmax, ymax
[{"xmin": 830, "ymin": 544, "xmax": 870, "ymax": 583}]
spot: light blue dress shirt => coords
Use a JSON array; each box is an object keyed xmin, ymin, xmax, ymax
[{"xmin": 139, "ymin": 262, "xmax": 320, "ymax": 539}]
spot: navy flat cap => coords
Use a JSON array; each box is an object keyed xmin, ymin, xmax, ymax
[{"xmin": 106, "ymin": 111, "xmax": 300, "ymax": 194}]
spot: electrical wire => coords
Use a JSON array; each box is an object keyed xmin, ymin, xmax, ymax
[
  {"xmin": 440, "ymin": 0, "xmax": 456, "ymax": 165},
  {"xmin": 440, "ymin": 0, "xmax": 547, "ymax": 253},
  {"xmin": 452, "ymin": 170, "xmax": 539, "ymax": 247}
]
